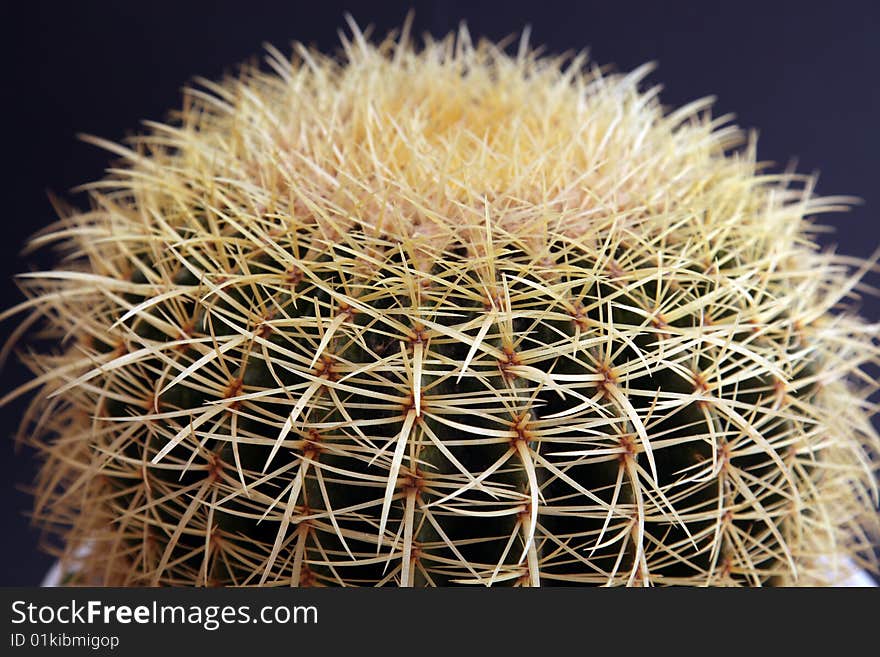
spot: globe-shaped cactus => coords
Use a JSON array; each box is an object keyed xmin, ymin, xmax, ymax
[{"xmin": 4, "ymin": 21, "xmax": 879, "ymax": 586}]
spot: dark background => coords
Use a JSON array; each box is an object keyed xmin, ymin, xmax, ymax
[{"xmin": 2, "ymin": 0, "xmax": 878, "ymax": 586}]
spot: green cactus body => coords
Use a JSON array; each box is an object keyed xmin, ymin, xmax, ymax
[{"xmin": 4, "ymin": 24, "xmax": 878, "ymax": 586}]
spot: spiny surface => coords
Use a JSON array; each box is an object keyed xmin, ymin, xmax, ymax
[{"xmin": 5, "ymin": 23, "xmax": 880, "ymax": 586}]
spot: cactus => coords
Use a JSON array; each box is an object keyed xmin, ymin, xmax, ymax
[{"xmin": 3, "ymin": 21, "xmax": 879, "ymax": 587}]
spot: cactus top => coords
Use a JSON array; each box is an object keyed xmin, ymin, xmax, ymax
[{"xmin": 4, "ymin": 22, "xmax": 878, "ymax": 586}]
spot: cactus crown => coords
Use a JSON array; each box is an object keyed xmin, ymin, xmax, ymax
[{"xmin": 4, "ymin": 20, "xmax": 879, "ymax": 586}]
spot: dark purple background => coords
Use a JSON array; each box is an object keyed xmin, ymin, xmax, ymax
[{"xmin": 2, "ymin": 0, "xmax": 878, "ymax": 585}]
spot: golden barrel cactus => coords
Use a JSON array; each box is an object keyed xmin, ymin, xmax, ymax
[{"xmin": 4, "ymin": 21, "xmax": 879, "ymax": 586}]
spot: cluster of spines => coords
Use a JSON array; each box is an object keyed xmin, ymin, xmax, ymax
[{"xmin": 2, "ymin": 21, "xmax": 879, "ymax": 586}]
